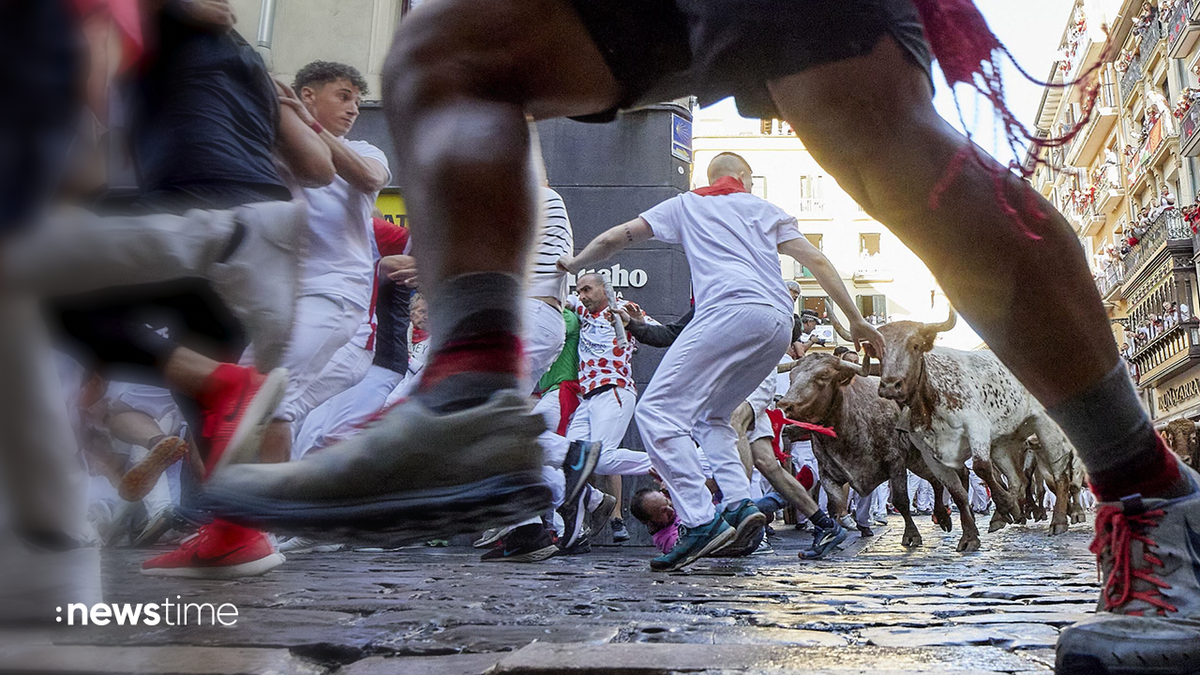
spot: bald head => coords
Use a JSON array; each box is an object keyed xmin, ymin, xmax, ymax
[
  {"xmin": 575, "ymin": 272, "xmax": 609, "ymax": 312},
  {"xmin": 707, "ymin": 152, "xmax": 753, "ymax": 186}
]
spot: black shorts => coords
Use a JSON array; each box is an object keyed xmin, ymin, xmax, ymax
[{"xmin": 568, "ymin": 0, "xmax": 933, "ymax": 121}]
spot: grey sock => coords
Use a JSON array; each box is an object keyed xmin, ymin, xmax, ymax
[{"xmin": 1045, "ymin": 361, "xmax": 1157, "ymax": 475}]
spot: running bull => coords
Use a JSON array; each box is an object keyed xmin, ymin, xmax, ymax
[
  {"xmin": 870, "ymin": 309, "xmax": 1080, "ymax": 542},
  {"xmin": 777, "ymin": 353, "xmax": 955, "ymax": 550}
]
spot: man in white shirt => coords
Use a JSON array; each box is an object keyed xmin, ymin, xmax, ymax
[
  {"xmin": 560, "ymin": 153, "xmax": 881, "ymax": 571},
  {"xmin": 249, "ymin": 61, "xmax": 392, "ymax": 464}
]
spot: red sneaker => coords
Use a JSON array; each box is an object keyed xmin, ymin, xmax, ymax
[
  {"xmin": 141, "ymin": 519, "xmax": 284, "ymax": 579},
  {"xmin": 197, "ymin": 365, "xmax": 288, "ymax": 478}
]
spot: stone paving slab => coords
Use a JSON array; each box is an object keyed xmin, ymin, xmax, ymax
[
  {"xmin": 36, "ymin": 514, "xmax": 1097, "ymax": 673},
  {"xmin": 0, "ymin": 645, "xmax": 322, "ymax": 674},
  {"xmin": 489, "ymin": 643, "xmax": 1051, "ymax": 674}
]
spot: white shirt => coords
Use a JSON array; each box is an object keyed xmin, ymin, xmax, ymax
[
  {"xmin": 641, "ymin": 191, "xmax": 800, "ymax": 316},
  {"xmin": 527, "ymin": 187, "xmax": 574, "ymax": 303},
  {"xmin": 567, "ymin": 294, "xmax": 636, "ymax": 395},
  {"xmin": 299, "ymin": 138, "xmax": 391, "ymax": 309}
]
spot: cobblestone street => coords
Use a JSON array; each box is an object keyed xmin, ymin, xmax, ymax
[{"xmin": 1, "ymin": 513, "xmax": 1100, "ymax": 674}]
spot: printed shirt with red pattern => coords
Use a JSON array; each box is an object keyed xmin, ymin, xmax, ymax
[{"xmin": 568, "ymin": 295, "xmax": 636, "ymax": 395}]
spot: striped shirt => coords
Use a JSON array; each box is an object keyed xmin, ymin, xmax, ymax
[{"xmin": 527, "ymin": 187, "xmax": 574, "ymax": 303}]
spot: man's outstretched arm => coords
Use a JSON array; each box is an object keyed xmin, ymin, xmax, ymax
[
  {"xmin": 778, "ymin": 236, "xmax": 883, "ymax": 354},
  {"xmin": 558, "ymin": 217, "xmax": 653, "ymax": 273}
]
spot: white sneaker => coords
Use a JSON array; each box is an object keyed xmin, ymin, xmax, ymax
[
  {"xmin": 838, "ymin": 514, "xmax": 856, "ymax": 530},
  {"xmin": 210, "ymin": 201, "xmax": 305, "ymax": 372},
  {"xmin": 277, "ymin": 536, "xmax": 343, "ymax": 554}
]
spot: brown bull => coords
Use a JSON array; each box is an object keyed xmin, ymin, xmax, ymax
[{"xmin": 778, "ymin": 353, "xmax": 950, "ymax": 549}]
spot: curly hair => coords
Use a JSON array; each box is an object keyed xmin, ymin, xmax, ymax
[{"xmin": 293, "ymin": 61, "xmax": 369, "ymax": 96}]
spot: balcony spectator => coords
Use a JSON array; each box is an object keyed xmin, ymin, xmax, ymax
[{"xmin": 1148, "ymin": 185, "xmax": 1177, "ymax": 221}]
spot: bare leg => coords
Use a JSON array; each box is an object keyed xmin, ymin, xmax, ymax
[
  {"xmin": 767, "ymin": 38, "xmax": 1115, "ymax": 404},
  {"xmin": 108, "ymin": 409, "xmax": 166, "ymax": 449},
  {"xmin": 605, "ymin": 474, "xmax": 623, "ymax": 525},
  {"xmin": 750, "ymin": 438, "xmax": 820, "ymax": 517}
]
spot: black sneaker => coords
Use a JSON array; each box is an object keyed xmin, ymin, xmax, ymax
[
  {"xmin": 798, "ymin": 522, "xmax": 848, "ymax": 560},
  {"xmin": 558, "ymin": 485, "xmax": 592, "ymax": 550},
  {"xmin": 559, "ymin": 535, "xmax": 592, "ymax": 555},
  {"xmin": 480, "ymin": 523, "xmax": 559, "ymax": 563},
  {"xmin": 610, "ymin": 517, "xmax": 631, "ymax": 543},
  {"xmin": 561, "ymin": 441, "xmax": 602, "ymax": 506}
]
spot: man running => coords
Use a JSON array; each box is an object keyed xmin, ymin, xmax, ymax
[
  {"xmin": 207, "ymin": 2, "xmax": 1200, "ymax": 667},
  {"xmin": 559, "ymin": 152, "xmax": 881, "ymax": 571}
]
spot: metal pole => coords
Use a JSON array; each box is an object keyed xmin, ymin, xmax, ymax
[{"xmin": 257, "ymin": 0, "xmax": 278, "ymax": 50}]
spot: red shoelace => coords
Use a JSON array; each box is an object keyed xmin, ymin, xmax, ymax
[{"xmin": 1091, "ymin": 505, "xmax": 1178, "ymax": 616}]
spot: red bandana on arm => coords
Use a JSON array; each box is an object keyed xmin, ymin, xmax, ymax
[
  {"xmin": 692, "ymin": 176, "xmax": 749, "ymax": 197},
  {"xmin": 911, "ymin": 0, "xmax": 1109, "ymax": 240}
]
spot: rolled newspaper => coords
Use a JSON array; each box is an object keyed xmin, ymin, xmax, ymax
[{"xmin": 603, "ymin": 278, "xmax": 629, "ymax": 350}]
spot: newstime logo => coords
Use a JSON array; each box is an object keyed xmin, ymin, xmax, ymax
[{"xmin": 57, "ymin": 597, "xmax": 239, "ymax": 627}]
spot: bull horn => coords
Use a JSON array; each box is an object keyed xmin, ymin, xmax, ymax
[
  {"xmin": 834, "ymin": 358, "xmax": 867, "ymax": 378},
  {"xmin": 925, "ymin": 307, "xmax": 957, "ymax": 334},
  {"xmin": 777, "ymin": 360, "xmax": 800, "ymax": 373},
  {"xmin": 829, "ymin": 312, "xmax": 855, "ymax": 342}
]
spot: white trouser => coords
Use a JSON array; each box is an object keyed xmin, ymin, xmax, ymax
[
  {"xmin": 566, "ymin": 386, "xmax": 651, "ymax": 476},
  {"xmin": 107, "ymin": 383, "xmax": 183, "ymax": 430},
  {"xmin": 534, "ymin": 391, "xmax": 571, "ymax": 509},
  {"xmin": 966, "ymin": 461, "xmax": 991, "ymax": 512},
  {"xmin": 746, "ymin": 372, "xmax": 777, "ymax": 443},
  {"xmin": 293, "ymin": 365, "xmax": 404, "ymax": 460},
  {"xmin": 285, "ymin": 339, "xmax": 373, "ymax": 430},
  {"xmin": 243, "ymin": 294, "xmax": 365, "ymax": 424},
  {"xmin": 908, "ymin": 471, "xmax": 935, "ymax": 511},
  {"xmin": 522, "ymin": 298, "xmax": 566, "ymax": 394},
  {"xmin": 636, "ymin": 305, "xmax": 791, "ymax": 528}
]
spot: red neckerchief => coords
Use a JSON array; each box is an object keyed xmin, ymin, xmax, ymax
[
  {"xmin": 412, "ymin": 328, "xmax": 428, "ymax": 344},
  {"xmin": 766, "ymin": 408, "xmax": 836, "ymax": 465},
  {"xmin": 692, "ymin": 176, "xmax": 749, "ymax": 197}
]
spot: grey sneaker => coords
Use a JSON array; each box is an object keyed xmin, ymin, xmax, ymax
[
  {"xmin": 211, "ymin": 201, "xmax": 305, "ymax": 372},
  {"xmin": 1056, "ymin": 460, "xmax": 1200, "ymax": 675},
  {"xmin": 203, "ymin": 391, "xmax": 550, "ymax": 545}
]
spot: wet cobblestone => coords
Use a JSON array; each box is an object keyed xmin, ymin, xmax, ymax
[{"xmin": 8, "ymin": 514, "xmax": 1097, "ymax": 673}]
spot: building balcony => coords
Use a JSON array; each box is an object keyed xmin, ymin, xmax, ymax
[
  {"xmin": 1169, "ymin": 0, "xmax": 1200, "ymax": 57},
  {"xmin": 1122, "ymin": 209, "xmax": 1190, "ymax": 284},
  {"xmin": 1183, "ymin": 101, "xmax": 1200, "ymax": 156},
  {"xmin": 1126, "ymin": 116, "xmax": 1177, "ymax": 193},
  {"xmin": 1120, "ymin": 54, "xmax": 1143, "ymax": 105},
  {"xmin": 796, "ymin": 198, "xmax": 828, "ymax": 218},
  {"xmin": 1066, "ymin": 81, "xmax": 1119, "ymax": 165},
  {"xmin": 1130, "ymin": 320, "xmax": 1200, "ymax": 387},
  {"xmin": 1194, "ymin": 0, "xmax": 1200, "ymax": 22},
  {"xmin": 1097, "ymin": 262, "xmax": 1126, "ymax": 301},
  {"xmin": 1096, "ymin": 165, "xmax": 1126, "ymax": 213},
  {"xmin": 1140, "ymin": 11, "xmax": 1165, "ymax": 63}
]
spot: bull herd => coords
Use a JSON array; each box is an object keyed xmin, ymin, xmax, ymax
[{"xmin": 776, "ymin": 310, "xmax": 1089, "ymax": 553}]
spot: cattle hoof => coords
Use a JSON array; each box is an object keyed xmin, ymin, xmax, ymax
[
  {"xmin": 934, "ymin": 509, "xmax": 953, "ymax": 532},
  {"xmin": 957, "ymin": 536, "xmax": 981, "ymax": 553},
  {"xmin": 902, "ymin": 533, "xmax": 922, "ymax": 547},
  {"xmin": 988, "ymin": 517, "xmax": 1007, "ymax": 533},
  {"xmin": 1048, "ymin": 521, "xmax": 1068, "ymax": 536},
  {"xmin": 1071, "ymin": 512, "xmax": 1086, "ymax": 524}
]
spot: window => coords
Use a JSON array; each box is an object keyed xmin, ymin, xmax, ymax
[
  {"xmin": 793, "ymin": 234, "xmax": 823, "ymax": 278},
  {"xmin": 802, "ymin": 296, "xmax": 829, "ymax": 321},
  {"xmin": 857, "ymin": 294, "xmax": 888, "ymax": 325},
  {"xmin": 799, "ymin": 175, "xmax": 825, "ymax": 213},
  {"xmin": 751, "ymin": 175, "xmax": 767, "ymax": 199},
  {"xmin": 859, "ymin": 233, "xmax": 881, "ymax": 257}
]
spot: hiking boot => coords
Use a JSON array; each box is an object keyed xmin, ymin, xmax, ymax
[
  {"xmin": 716, "ymin": 499, "xmax": 767, "ymax": 557},
  {"xmin": 211, "ymin": 201, "xmax": 305, "ymax": 372},
  {"xmin": 203, "ymin": 391, "xmax": 550, "ymax": 545},
  {"xmin": 119, "ymin": 436, "xmax": 188, "ymax": 502},
  {"xmin": 650, "ymin": 513, "xmax": 735, "ymax": 572},
  {"xmin": 480, "ymin": 523, "xmax": 558, "ymax": 563},
  {"xmin": 141, "ymin": 520, "xmax": 283, "ymax": 579},
  {"xmin": 799, "ymin": 521, "xmax": 848, "ymax": 560},
  {"xmin": 610, "ymin": 517, "xmax": 631, "ymax": 543},
  {"xmin": 1056, "ymin": 461, "xmax": 1200, "ymax": 675},
  {"xmin": 561, "ymin": 441, "xmax": 602, "ymax": 506}
]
